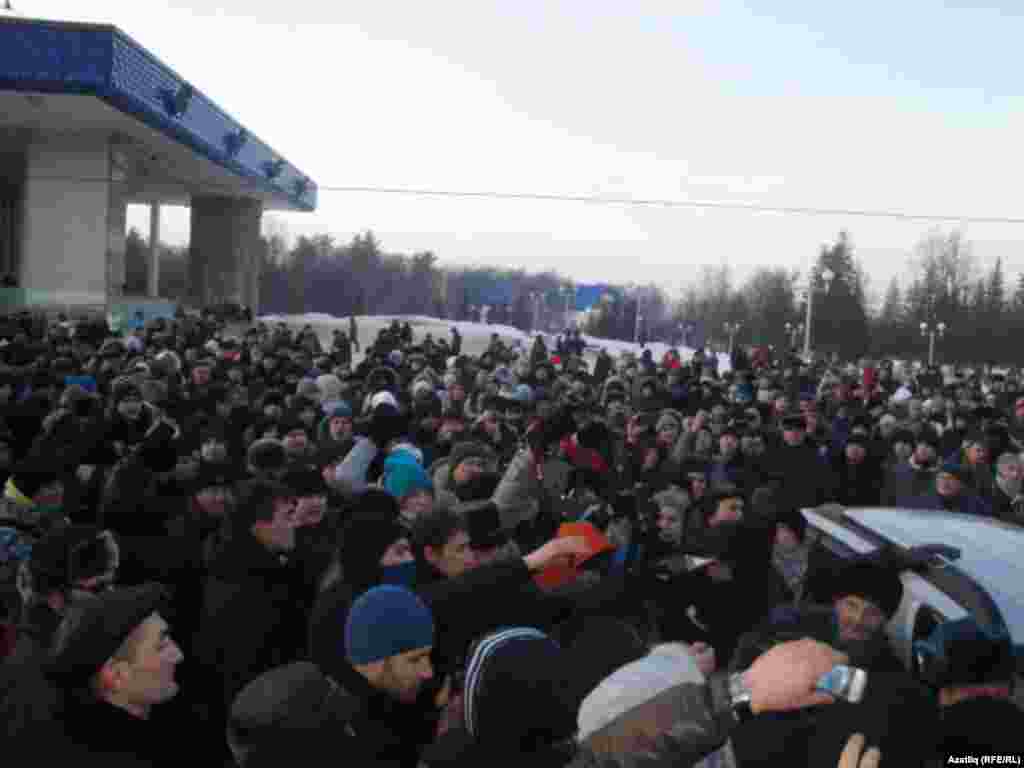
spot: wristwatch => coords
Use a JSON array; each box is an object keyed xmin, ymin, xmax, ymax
[{"xmin": 728, "ymin": 671, "xmax": 755, "ymax": 724}]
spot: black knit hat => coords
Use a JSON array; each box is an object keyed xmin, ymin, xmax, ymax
[
  {"xmin": 248, "ymin": 439, "xmax": 287, "ymax": 474},
  {"xmin": 462, "ymin": 628, "xmax": 578, "ymax": 750},
  {"xmin": 48, "ymin": 583, "xmax": 171, "ymax": 685},
  {"xmin": 282, "ymin": 466, "xmax": 328, "ymax": 498}
]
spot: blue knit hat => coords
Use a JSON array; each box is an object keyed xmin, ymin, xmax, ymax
[
  {"xmin": 939, "ymin": 461, "xmax": 968, "ymax": 483},
  {"xmin": 344, "ymin": 586, "xmax": 434, "ymax": 666},
  {"xmin": 383, "ymin": 451, "xmax": 433, "ymax": 500},
  {"xmin": 328, "ymin": 402, "xmax": 353, "ymax": 419}
]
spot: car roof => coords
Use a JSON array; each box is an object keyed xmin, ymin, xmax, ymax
[{"xmin": 845, "ymin": 507, "xmax": 1024, "ymax": 643}]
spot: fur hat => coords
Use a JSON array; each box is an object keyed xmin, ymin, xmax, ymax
[{"xmin": 827, "ymin": 560, "xmax": 904, "ymax": 618}]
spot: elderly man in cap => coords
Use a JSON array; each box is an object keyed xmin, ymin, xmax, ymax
[
  {"xmin": 39, "ymin": 583, "xmax": 186, "ymax": 764},
  {"xmin": 734, "ymin": 556, "xmax": 907, "ymax": 673}
]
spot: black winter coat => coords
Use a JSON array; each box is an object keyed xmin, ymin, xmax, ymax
[
  {"xmin": 194, "ymin": 532, "xmax": 308, "ymax": 719},
  {"xmin": 0, "ymin": 602, "xmax": 64, "ymax": 749},
  {"xmin": 38, "ymin": 693, "xmax": 189, "ymax": 768}
]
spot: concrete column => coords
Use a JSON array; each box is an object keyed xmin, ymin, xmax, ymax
[
  {"xmin": 188, "ymin": 196, "xmax": 262, "ymax": 311},
  {"xmin": 107, "ymin": 172, "xmax": 127, "ymax": 300},
  {"xmin": 20, "ymin": 139, "xmax": 111, "ymax": 305},
  {"xmin": 0, "ymin": 148, "xmax": 25, "ymax": 280},
  {"xmin": 148, "ymin": 202, "xmax": 160, "ymax": 297}
]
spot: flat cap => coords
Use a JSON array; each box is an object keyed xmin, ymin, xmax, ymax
[{"xmin": 49, "ymin": 582, "xmax": 170, "ymax": 684}]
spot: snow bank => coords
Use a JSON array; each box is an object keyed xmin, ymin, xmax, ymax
[{"xmin": 260, "ymin": 312, "xmax": 730, "ymax": 371}]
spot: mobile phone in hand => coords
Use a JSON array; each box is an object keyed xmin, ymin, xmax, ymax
[{"xmin": 816, "ymin": 665, "xmax": 867, "ymax": 703}]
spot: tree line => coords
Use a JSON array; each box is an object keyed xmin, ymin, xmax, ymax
[{"xmin": 123, "ymin": 225, "xmax": 1023, "ymax": 365}]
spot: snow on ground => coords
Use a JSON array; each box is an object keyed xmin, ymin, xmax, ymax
[{"xmin": 259, "ymin": 313, "xmax": 730, "ymax": 371}]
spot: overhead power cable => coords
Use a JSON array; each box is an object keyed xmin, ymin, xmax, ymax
[
  {"xmin": 21, "ymin": 175, "xmax": 1024, "ymax": 226},
  {"xmin": 315, "ymin": 185, "xmax": 1024, "ymax": 226}
]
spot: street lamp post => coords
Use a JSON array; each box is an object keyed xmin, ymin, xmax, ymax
[
  {"xmin": 920, "ymin": 321, "xmax": 947, "ymax": 366},
  {"xmin": 802, "ymin": 268, "xmax": 834, "ymax": 360},
  {"xmin": 528, "ymin": 292, "xmax": 542, "ymax": 333},
  {"xmin": 784, "ymin": 322, "xmax": 804, "ymax": 352},
  {"xmin": 635, "ymin": 312, "xmax": 643, "ymax": 344},
  {"xmin": 723, "ymin": 322, "xmax": 742, "ymax": 356}
]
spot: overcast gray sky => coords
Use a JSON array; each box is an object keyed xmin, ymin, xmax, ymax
[{"xmin": 25, "ymin": 0, "xmax": 1024, "ymax": 300}]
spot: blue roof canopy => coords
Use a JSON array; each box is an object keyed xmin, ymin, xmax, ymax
[{"xmin": 0, "ymin": 16, "xmax": 316, "ymax": 211}]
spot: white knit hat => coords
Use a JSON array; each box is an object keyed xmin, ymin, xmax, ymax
[
  {"xmin": 576, "ymin": 643, "xmax": 736, "ymax": 768},
  {"xmin": 577, "ymin": 643, "xmax": 703, "ymax": 740}
]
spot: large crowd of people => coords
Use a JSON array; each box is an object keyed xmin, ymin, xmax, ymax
[{"xmin": 0, "ymin": 310, "xmax": 1021, "ymax": 765}]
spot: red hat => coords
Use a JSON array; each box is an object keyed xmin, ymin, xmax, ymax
[{"xmin": 534, "ymin": 522, "xmax": 615, "ymax": 591}]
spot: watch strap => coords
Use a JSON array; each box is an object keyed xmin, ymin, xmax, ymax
[{"xmin": 727, "ymin": 671, "xmax": 755, "ymax": 724}]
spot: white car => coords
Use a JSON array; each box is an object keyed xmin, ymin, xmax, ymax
[{"xmin": 801, "ymin": 505, "xmax": 1024, "ymax": 697}]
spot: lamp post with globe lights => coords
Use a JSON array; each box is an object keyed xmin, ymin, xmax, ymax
[
  {"xmin": 920, "ymin": 321, "xmax": 947, "ymax": 366},
  {"xmin": 724, "ymin": 322, "xmax": 742, "ymax": 356},
  {"xmin": 784, "ymin": 322, "xmax": 804, "ymax": 352},
  {"xmin": 801, "ymin": 267, "xmax": 834, "ymax": 360}
]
